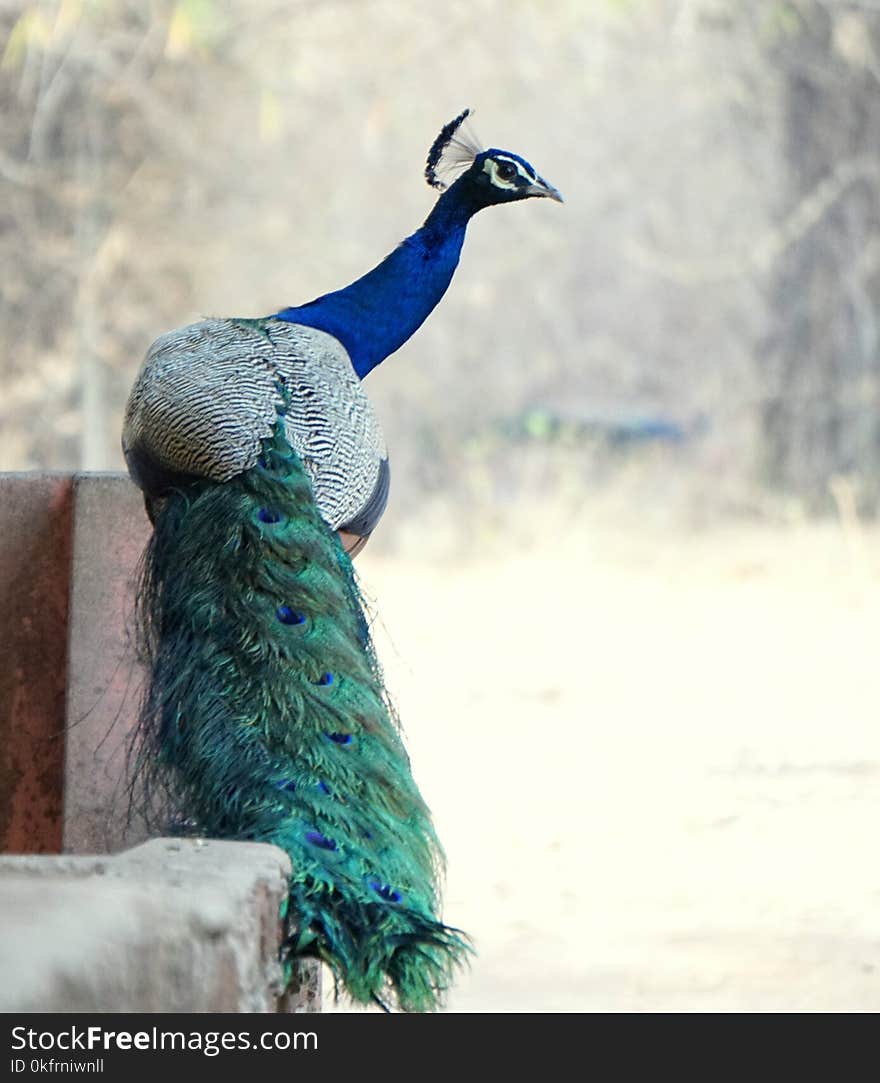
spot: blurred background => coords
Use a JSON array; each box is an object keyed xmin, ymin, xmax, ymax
[{"xmin": 3, "ymin": 0, "xmax": 880, "ymax": 1011}]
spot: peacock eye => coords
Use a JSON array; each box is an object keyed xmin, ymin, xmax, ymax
[{"xmin": 495, "ymin": 161, "xmax": 518, "ymax": 182}]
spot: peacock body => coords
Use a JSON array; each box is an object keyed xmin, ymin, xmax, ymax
[
  {"xmin": 123, "ymin": 110, "xmax": 561, "ymax": 1011},
  {"xmin": 124, "ymin": 318, "xmax": 388, "ymax": 535}
]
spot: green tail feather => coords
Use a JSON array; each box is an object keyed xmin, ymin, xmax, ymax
[{"xmin": 132, "ymin": 422, "xmax": 470, "ymax": 1011}]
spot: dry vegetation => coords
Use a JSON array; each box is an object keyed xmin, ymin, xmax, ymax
[{"xmin": 3, "ymin": 0, "xmax": 879, "ymax": 514}]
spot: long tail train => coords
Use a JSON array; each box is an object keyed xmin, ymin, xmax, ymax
[{"xmin": 131, "ymin": 420, "xmax": 470, "ymax": 1011}]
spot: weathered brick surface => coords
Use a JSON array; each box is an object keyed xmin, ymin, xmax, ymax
[
  {"xmin": 0, "ymin": 472, "xmax": 154, "ymax": 855},
  {"xmin": 62, "ymin": 474, "xmax": 152, "ymax": 855},
  {"xmin": 0, "ymin": 475, "xmax": 73, "ymax": 853},
  {"xmin": 0, "ymin": 839, "xmax": 321, "ymax": 1012}
]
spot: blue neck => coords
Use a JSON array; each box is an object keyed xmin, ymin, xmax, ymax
[{"xmin": 273, "ymin": 188, "xmax": 480, "ymax": 379}]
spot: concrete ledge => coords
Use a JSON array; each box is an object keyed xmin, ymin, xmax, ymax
[{"xmin": 0, "ymin": 838, "xmax": 321, "ymax": 1013}]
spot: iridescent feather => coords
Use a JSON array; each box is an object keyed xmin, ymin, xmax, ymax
[{"xmin": 132, "ymin": 418, "xmax": 470, "ymax": 1011}]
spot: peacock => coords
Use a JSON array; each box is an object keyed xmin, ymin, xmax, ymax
[{"xmin": 122, "ymin": 109, "xmax": 561, "ymax": 1012}]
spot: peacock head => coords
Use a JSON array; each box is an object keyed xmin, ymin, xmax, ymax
[{"xmin": 425, "ymin": 108, "xmax": 563, "ymax": 209}]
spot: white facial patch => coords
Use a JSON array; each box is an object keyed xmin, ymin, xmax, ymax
[{"xmin": 482, "ymin": 155, "xmax": 536, "ymax": 190}]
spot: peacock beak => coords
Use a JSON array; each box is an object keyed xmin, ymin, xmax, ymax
[{"xmin": 526, "ymin": 176, "xmax": 564, "ymax": 203}]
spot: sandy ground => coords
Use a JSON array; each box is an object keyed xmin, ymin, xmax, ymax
[{"xmin": 334, "ymin": 516, "xmax": 880, "ymax": 1012}]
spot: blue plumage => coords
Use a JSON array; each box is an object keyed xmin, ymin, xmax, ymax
[
  {"xmin": 275, "ymin": 217, "xmax": 468, "ymax": 379},
  {"xmin": 274, "ymin": 120, "xmax": 561, "ymax": 379}
]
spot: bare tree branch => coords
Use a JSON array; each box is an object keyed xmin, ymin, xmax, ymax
[{"xmin": 626, "ymin": 155, "xmax": 880, "ymax": 284}]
